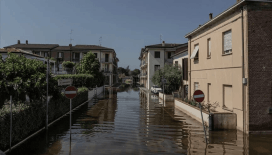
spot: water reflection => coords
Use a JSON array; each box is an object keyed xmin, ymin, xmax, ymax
[{"xmin": 5, "ymin": 86, "xmax": 272, "ymax": 155}]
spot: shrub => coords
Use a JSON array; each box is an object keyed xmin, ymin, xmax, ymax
[{"xmin": 62, "ymin": 61, "xmax": 75, "ymax": 69}]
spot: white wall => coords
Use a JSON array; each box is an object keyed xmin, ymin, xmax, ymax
[{"xmin": 147, "ymin": 49, "xmax": 165, "ymax": 89}]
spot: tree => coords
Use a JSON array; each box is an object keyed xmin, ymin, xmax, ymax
[
  {"xmin": 76, "ymin": 51, "xmax": 104, "ymax": 86},
  {"xmin": 0, "ymin": 53, "xmax": 59, "ymax": 108},
  {"xmin": 151, "ymin": 64, "xmax": 183, "ymax": 94},
  {"xmin": 118, "ymin": 66, "xmax": 130, "ymax": 76},
  {"xmin": 131, "ymin": 69, "xmax": 140, "ymax": 76}
]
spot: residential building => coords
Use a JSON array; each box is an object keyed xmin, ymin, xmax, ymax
[
  {"xmin": 185, "ymin": 0, "xmax": 272, "ymax": 133},
  {"xmin": 139, "ymin": 42, "xmax": 188, "ymax": 90},
  {"xmin": 171, "ymin": 49, "xmax": 188, "ymax": 98},
  {"xmin": 4, "ymin": 40, "xmax": 119, "ymax": 86}
]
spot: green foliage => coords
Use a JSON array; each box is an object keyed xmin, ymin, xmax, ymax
[
  {"xmin": 75, "ymin": 51, "xmax": 105, "ymax": 87},
  {"xmin": 77, "ymin": 87, "xmax": 88, "ymax": 93},
  {"xmin": 151, "ymin": 64, "xmax": 183, "ymax": 94},
  {"xmin": 62, "ymin": 61, "xmax": 75, "ymax": 69},
  {"xmin": 76, "ymin": 52, "xmax": 100, "ymax": 75},
  {"xmin": 0, "ymin": 53, "xmax": 59, "ymax": 108},
  {"xmin": 131, "ymin": 69, "xmax": 140, "ymax": 76},
  {"xmin": 0, "ymin": 90, "xmax": 88, "ymax": 150}
]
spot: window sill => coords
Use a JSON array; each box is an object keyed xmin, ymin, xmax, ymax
[
  {"xmin": 222, "ymin": 106, "xmax": 233, "ymax": 112},
  {"xmin": 222, "ymin": 52, "xmax": 232, "ymax": 56},
  {"xmin": 207, "ymin": 56, "xmax": 211, "ymax": 59}
]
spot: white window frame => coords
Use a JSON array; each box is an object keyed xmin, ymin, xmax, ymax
[
  {"xmin": 223, "ymin": 30, "xmax": 232, "ymax": 54},
  {"xmin": 207, "ymin": 38, "xmax": 211, "ymax": 58}
]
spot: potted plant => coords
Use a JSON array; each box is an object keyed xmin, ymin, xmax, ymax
[{"xmin": 62, "ymin": 61, "xmax": 75, "ymax": 74}]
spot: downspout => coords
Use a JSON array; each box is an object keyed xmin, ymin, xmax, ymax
[
  {"xmin": 241, "ymin": 7, "xmax": 246, "ymax": 133},
  {"xmin": 189, "ymin": 36, "xmax": 192, "ymax": 100}
]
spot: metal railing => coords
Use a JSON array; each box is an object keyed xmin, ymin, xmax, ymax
[
  {"xmin": 101, "ymin": 58, "xmax": 113, "ymax": 63},
  {"xmin": 72, "ymin": 58, "xmax": 80, "ymax": 63}
]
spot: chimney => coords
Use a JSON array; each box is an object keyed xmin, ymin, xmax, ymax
[
  {"xmin": 237, "ymin": 0, "xmax": 242, "ymax": 3},
  {"xmin": 199, "ymin": 25, "xmax": 202, "ymax": 27},
  {"xmin": 162, "ymin": 41, "xmax": 165, "ymax": 47},
  {"xmin": 209, "ymin": 13, "xmax": 213, "ymax": 20},
  {"xmin": 69, "ymin": 44, "xmax": 72, "ymax": 48},
  {"xmin": 26, "ymin": 40, "xmax": 28, "ymax": 44},
  {"xmin": 18, "ymin": 40, "xmax": 20, "ymax": 44}
]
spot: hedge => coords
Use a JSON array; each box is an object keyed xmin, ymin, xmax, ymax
[
  {"xmin": 0, "ymin": 88, "xmax": 88, "ymax": 150},
  {"xmin": 54, "ymin": 74, "xmax": 99, "ymax": 88}
]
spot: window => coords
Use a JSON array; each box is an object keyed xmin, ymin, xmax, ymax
[
  {"xmin": 94, "ymin": 53, "xmax": 97, "ymax": 58},
  {"xmin": 155, "ymin": 51, "xmax": 160, "ymax": 58},
  {"xmin": 34, "ymin": 51, "xmax": 40, "ymax": 55},
  {"xmin": 73, "ymin": 53, "xmax": 80, "ymax": 59},
  {"xmin": 58, "ymin": 52, "xmax": 64, "ymax": 58},
  {"xmin": 190, "ymin": 44, "xmax": 199, "ymax": 62},
  {"xmin": 154, "ymin": 65, "xmax": 160, "ymax": 72},
  {"xmin": 207, "ymin": 38, "xmax": 211, "ymax": 57},
  {"xmin": 207, "ymin": 83, "xmax": 211, "ymax": 102},
  {"xmin": 223, "ymin": 85, "xmax": 233, "ymax": 110},
  {"xmin": 223, "ymin": 30, "xmax": 232, "ymax": 54},
  {"xmin": 44, "ymin": 52, "xmax": 49, "ymax": 58},
  {"xmin": 194, "ymin": 82, "xmax": 199, "ymax": 92},
  {"xmin": 175, "ymin": 61, "xmax": 178, "ymax": 67},
  {"xmin": 168, "ymin": 52, "xmax": 171, "ymax": 59}
]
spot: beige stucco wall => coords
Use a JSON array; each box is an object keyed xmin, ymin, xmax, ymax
[{"xmin": 188, "ymin": 9, "xmax": 246, "ymax": 131}]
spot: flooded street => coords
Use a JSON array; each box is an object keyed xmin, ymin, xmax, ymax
[{"xmin": 6, "ymin": 85, "xmax": 272, "ymax": 155}]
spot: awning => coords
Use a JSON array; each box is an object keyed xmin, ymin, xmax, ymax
[{"xmin": 190, "ymin": 46, "xmax": 199, "ymax": 59}]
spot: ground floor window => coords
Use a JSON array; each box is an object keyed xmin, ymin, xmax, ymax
[{"xmin": 223, "ymin": 85, "xmax": 233, "ymax": 110}]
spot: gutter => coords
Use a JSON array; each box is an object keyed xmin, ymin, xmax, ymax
[{"xmin": 241, "ymin": 7, "xmax": 246, "ymax": 133}]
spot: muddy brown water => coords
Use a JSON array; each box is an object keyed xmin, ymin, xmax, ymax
[{"xmin": 5, "ymin": 86, "xmax": 272, "ymax": 155}]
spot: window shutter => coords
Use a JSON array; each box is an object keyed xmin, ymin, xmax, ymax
[
  {"xmin": 59, "ymin": 52, "xmax": 61, "ymax": 58},
  {"xmin": 224, "ymin": 31, "xmax": 232, "ymax": 51}
]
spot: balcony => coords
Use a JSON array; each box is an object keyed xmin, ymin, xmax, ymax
[
  {"xmin": 102, "ymin": 69, "xmax": 112, "ymax": 75},
  {"xmin": 141, "ymin": 61, "xmax": 148, "ymax": 68},
  {"xmin": 140, "ymin": 73, "xmax": 147, "ymax": 77},
  {"xmin": 101, "ymin": 58, "xmax": 113, "ymax": 63}
]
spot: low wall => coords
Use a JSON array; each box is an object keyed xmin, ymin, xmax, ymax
[
  {"xmin": 175, "ymin": 98, "xmax": 237, "ymax": 130},
  {"xmin": 88, "ymin": 86, "xmax": 104, "ymax": 100},
  {"xmin": 159, "ymin": 92, "xmax": 174, "ymax": 102},
  {"xmin": 175, "ymin": 98, "xmax": 209, "ymax": 126}
]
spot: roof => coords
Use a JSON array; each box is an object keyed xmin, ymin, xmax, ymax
[
  {"xmin": 0, "ymin": 48, "xmax": 44, "ymax": 58},
  {"xmin": 171, "ymin": 49, "xmax": 188, "ymax": 58},
  {"xmin": 52, "ymin": 46, "xmax": 71, "ymax": 51},
  {"xmin": 185, "ymin": 0, "xmax": 272, "ymax": 38},
  {"xmin": 4, "ymin": 44, "xmax": 59, "ymax": 49},
  {"xmin": 74, "ymin": 45, "xmax": 114, "ymax": 50},
  {"xmin": 145, "ymin": 43, "xmax": 185, "ymax": 48}
]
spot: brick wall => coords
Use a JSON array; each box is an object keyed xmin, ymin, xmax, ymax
[{"xmin": 248, "ymin": 2, "xmax": 272, "ymax": 131}]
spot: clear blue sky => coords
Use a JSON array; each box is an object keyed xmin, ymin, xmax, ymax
[{"xmin": 0, "ymin": 0, "xmax": 235, "ymax": 70}]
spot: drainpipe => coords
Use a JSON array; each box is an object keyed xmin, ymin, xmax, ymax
[
  {"xmin": 189, "ymin": 36, "xmax": 192, "ymax": 100},
  {"xmin": 241, "ymin": 7, "xmax": 246, "ymax": 133}
]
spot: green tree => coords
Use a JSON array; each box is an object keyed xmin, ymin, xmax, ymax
[
  {"xmin": 0, "ymin": 53, "xmax": 59, "ymax": 108},
  {"xmin": 131, "ymin": 69, "xmax": 140, "ymax": 76},
  {"xmin": 151, "ymin": 64, "xmax": 183, "ymax": 94},
  {"xmin": 76, "ymin": 51, "xmax": 104, "ymax": 86}
]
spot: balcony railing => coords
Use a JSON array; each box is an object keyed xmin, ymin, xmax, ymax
[
  {"xmin": 141, "ymin": 73, "xmax": 147, "ymax": 77},
  {"xmin": 101, "ymin": 58, "xmax": 113, "ymax": 63},
  {"xmin": 102, "ymin": 69, "xmax": 112, "ymax": 74}
]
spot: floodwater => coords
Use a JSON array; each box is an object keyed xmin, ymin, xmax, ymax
[{"xmin": 6, "ymin": 85, "xmax": 272, "ymax": 155}]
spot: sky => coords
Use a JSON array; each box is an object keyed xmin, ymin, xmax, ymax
[{"xmin": 0, "ymin": 0, "xmax": 235, "ymax": 70}]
